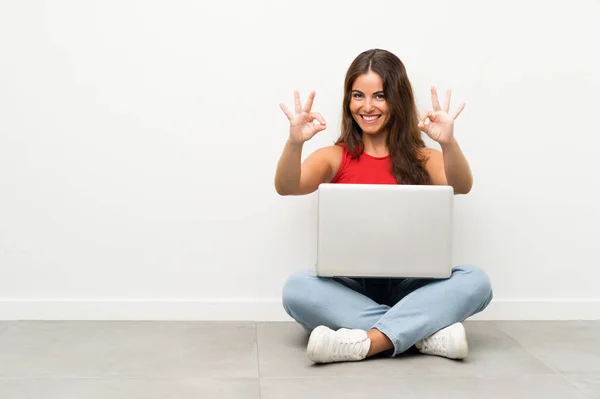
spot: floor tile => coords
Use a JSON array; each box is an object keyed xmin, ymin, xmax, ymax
[
  {"xmin": 260, "ymin": 375, "xmax": 587, "ymax": 399},
  {"xmin": 260, "ymin": 377, "xmax": 420, "ymax": 399},
  {"xmin": 414, "ymin": 374, "xmax": 589, "ymax": 398},
  {"xmin": 257, "ymin": 321, "xmax": 554, "ymax": 377},
  {"xmin": 0, "ymin": 378, "xmax": 260, "ymax": 399},
  {"xmin": 0, "ymin": 321, "xmax": 258, "ymax": 379},
  {"xmin": 497, "ymin": 321, "xmax": 600, "ymax": 373},
  {"xmin": 563, "ymin": 374, "xmax": 600, "ymax": 399}
]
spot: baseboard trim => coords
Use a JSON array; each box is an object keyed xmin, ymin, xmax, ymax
[
  {"xmin": 0, "ymin": 298, "xmax": 287, "ymax": 321},
  {"xmin": 1, "ymin": 298, "xmax": 599, "ymax": 321}
]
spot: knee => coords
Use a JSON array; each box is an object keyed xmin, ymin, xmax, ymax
[
  {"xmin": 281, "ymin": 269, "xmax": 319, "ymax": 315},
  {"xmin": 453, "ymin": 265, "xmax": 493, "ymax": 305}
]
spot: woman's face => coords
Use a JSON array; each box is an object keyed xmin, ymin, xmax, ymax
[{"xmin": 349, "ymin": 70, "xmax": 389, "ymax": 135}]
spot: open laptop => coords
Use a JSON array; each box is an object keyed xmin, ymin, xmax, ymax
[{"xmin": 316, "ymin": 183, "xmax": 454, "ymax": 278}]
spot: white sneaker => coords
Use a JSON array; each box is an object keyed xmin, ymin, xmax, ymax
[
  {"xmin": 415, "ymin": 322, "xmax": 469, "ymax": 360},
  {"xmin": 306, "ymin": 325, "xmax": 371, "ymax": 363}
]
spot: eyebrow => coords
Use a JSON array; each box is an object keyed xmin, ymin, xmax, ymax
[{"xmin": 351, "ymin": 90, "xmax": 384, "ymax": 95}]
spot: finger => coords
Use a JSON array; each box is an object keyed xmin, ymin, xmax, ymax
[
  {"xmin": 303, "ymin": 90, "xmax": 316, "ymax": 113},
  {"xmin": 450, "ymin": 102, "xmax": 466, "ymax": 119},
  {"xmin": 294, "ymin": 90, "xmax": 302, "ymax": 114},
  {"xmin": 419, "ymin": 110, "xmax": 433, "ymax": 124},
  {"xmin": 311, "ymin": 112, "xmax": 326, "ymax": 125},
  {"xmin": 279, "ymin": 103, "xmax": 293, "ymax": 120},
  {"xmin": 314, "ymin": 124, "xmax": 327, "ymax": 134},
  {"xmin": 444, "ymin": 89, "xmax": 451, "ymax": 113},
  {"xmin": 418, "ymin": 120, "xmax": 430, "ymax": 134},
  {"xmin": 431, "ymin": 86, "xmax": 441, "ymax": 111}
]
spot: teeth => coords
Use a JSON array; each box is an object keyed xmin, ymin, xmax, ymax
[{"xmin": 363, "ymin": 116, "xmax": 379, "ymax": 121}]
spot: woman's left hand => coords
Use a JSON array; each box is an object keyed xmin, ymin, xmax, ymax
[{"xmin": 419, "ymin": 86, "xmax": 465, "ymax": 145}]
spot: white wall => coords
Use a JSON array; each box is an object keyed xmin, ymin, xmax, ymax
[{"xmin": 1, "ymin": 0, "xmax": 599, "ymax": 320}]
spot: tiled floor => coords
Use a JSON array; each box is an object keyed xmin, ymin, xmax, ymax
[{"xmin": 0, "ymin": 320, "xmax": 599, "ymax": 398}]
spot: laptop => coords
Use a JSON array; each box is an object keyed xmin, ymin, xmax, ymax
[{"xmin": 316, "ymin": 183, "xmax": 453, "ymax": 278}]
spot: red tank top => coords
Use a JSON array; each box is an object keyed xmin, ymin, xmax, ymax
[{"xmin": 330, "ymin": 145, "xmax": 397, "ymax": 184}]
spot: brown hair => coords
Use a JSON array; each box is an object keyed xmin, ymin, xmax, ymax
[{"xmin": 335, "ymin": 49, "xmax": 431, "ymax": 185}]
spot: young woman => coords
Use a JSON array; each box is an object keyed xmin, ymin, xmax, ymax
[{"xmin": 274, "ymin": 49, "xmax": 493, "ymax": 364}]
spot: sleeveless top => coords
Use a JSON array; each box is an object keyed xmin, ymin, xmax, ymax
[{"xmin": 330, "ymin": 145, "xmax": 397, "ymax": 184}]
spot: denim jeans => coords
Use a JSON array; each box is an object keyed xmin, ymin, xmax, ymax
[{"xmin": 282, "ymin": 265, "xmax": 493, "ymax": 356}]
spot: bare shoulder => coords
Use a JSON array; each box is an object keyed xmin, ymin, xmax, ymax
[
  {"xmin": 418, "ymin": 147, "xmax": 447, "ymax": 185},
  {"xmin": 304, "ymin": 143, "xmax": 342, "ymax": 165},
  {"xmin": 312, "ymin": 143, "xmax": 343, "ymax": 157},
  {"xmin": 419, "ymin": 147, "xmax": 441, "ymax": 160},
  {"xmin": 318, "ymin": 144, "xmax": 343, "ymax": 172}
]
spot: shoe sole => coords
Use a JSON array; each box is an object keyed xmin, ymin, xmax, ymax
[{"xmin": 306, "ymin": 326, "xmax": 329, "ymax": 363}]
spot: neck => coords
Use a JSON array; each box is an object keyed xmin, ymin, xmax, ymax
[{"xmin": 362, "ymin": 131, "xmax": 389, "ymax": 157}]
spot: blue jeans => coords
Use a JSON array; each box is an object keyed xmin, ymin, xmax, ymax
[{"xmin": 282, "ymin": 265, "xmax": 493, "ymax": 356}]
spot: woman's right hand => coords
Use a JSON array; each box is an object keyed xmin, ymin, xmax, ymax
[{"xmin": 279, "ymin": 90, "xmax": 327, "ymax": 144}]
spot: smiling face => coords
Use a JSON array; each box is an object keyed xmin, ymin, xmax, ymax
[{"xmin": 349, "ymin": 70, "xmax": 389, "ymax": 136}]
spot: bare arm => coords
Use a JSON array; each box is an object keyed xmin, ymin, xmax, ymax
[
  {"xmin": 419, "ymin": 86, "xmax": 472, "ymax": 194},
  {"xmin": 275, "ymin": 143, "xmax": 339, "ymax": 195},
  {"xmin": 275, "ymin": 90, "xmax": 337, "ymax": 195},
  {"xmin": 440, "ymin": 139, "xmax": 473, "ymax": 194},
  {"xmin": 423, "ymin": 143, "xmax": 473, "ymax": 194},
  {"xmin": 275, "ymin": 141, "xmax": 341, "ymax": 195},
  {"xmin": 274, "ymin": 140, "xmax": 303, "ymax": 195}
]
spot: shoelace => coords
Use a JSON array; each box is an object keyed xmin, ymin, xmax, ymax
[
  {"xmin": 421, "ymin": 333, "xmax": 448, "ymax": 356},
  {"xmin": 332, "ymin": 336, "xmax": 363, "ymax": 360}
]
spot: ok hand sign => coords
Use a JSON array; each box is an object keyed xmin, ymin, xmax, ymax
[
  {"xmin": 280, "ymin": 90, "xmax": 327, "ymax": 144},
  {"xmin": 419, "ymin": 86, "xmax": 466, "ymax": 145}
]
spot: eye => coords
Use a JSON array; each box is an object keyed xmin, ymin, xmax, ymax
[
  {"xmin": 352, "ymin": 92, "xmax": 363, "ymax": 99},
  {"xmin": 375, "ymin": 93, "xmax": 385, "ymax": 100}
]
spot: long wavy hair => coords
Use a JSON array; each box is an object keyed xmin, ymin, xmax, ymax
[{"xmin": 335, "ymin": 49, "xmax": 431, "ymax": 185}]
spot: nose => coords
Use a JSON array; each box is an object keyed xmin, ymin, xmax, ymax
[{"xmin": 363, "ymin": 97, "xmax": 374, "ymax": 113}]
